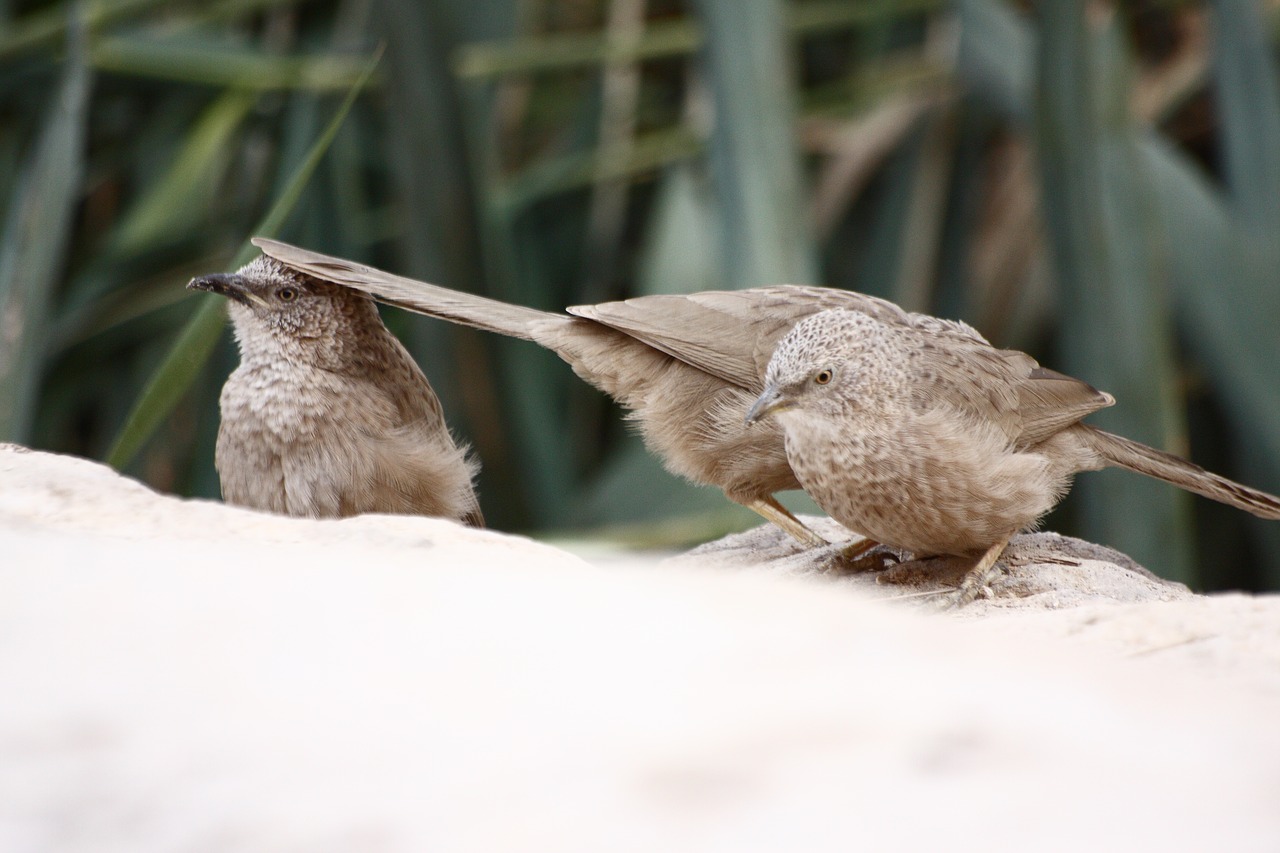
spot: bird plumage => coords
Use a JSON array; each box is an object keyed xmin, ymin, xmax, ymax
[{"xmin": 191, "ymin": 255, "xmax": 482, "ymax": 526}]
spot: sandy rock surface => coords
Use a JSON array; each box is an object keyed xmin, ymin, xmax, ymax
[
  {"xmin": 2, "ymin": 444, "xmax": 1278, "ymax": 851},
  {"xmin": 673, "ymin": 515, "xmax": 1191, "ymax": 610}
]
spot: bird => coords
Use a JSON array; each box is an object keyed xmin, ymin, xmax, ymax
[
  {"xmin": 188, "ymin": 254, "xmax": 483, "ymax": 526},
  {"xmin": 745, "ymin": 308, "xmax": 1280, "ymax": 604},
  {"xmin": 251, "ymin": 237, "xmax": 989, "ymax": 548}
]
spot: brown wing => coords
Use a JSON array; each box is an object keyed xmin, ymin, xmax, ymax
[
  {"xmin": 905, "ymin": 331, "xmax": 1115, "ymax": 447},
  {"xmin": 570, "ymin": 285, "xmax": 988, "ymax": 391},
  {"xmin": 1015, "ymin": 366, "xmax": 1116, "ymax": 446}
]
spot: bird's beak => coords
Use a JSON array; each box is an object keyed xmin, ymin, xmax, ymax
[
  {"xmin": 744, "ymin": 384, "xmax": 790, "ymax": 426},
  {"xmin": 187, "ymin": 273, "xmax": 268, "ymax": 308}
]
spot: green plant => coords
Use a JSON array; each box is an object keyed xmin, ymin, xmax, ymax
[{"xmin": 3, "ymin": 0, "xmax": 1276, "ymax": 588}]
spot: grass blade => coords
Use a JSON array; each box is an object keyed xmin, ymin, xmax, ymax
[
  {"xmin": 0, "ymin": 12, "xmax": 91, "ymax": 442},
  {"xmin": 111, "ymin": 91, "xmax": 257, "ymax": 256},
  {"xmin": 1142, "ymin": 135, "xmax": 1280, "ymax": 584},
  {"xmin": 955, "ymin": 0, "xmax": 1032, "ymax": 122},
  {"xmin": 91, "ymin": 34, "xmax": 378, "ymax": 91},
  {"xmin": 690, "ymin": 0, "xmax": 817, "ymax": 286},
  {"xmin": 1211, "ymin": 0, "xmax": 1280, "ymax": 231},
  {"xmin": 1032, "ymin": 4, "xmax": 1191, "ymax": 582}
]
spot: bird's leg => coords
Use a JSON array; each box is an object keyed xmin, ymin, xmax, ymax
[
  {"xmin": 834, "ymin": 537, "xmax": 885, "ymax": 563},
  {"xmin": 743, "ymin": 495, "xmax": 829, "ymax": 548},
  {"xmin": 946, "ymin": 536, "xmax": 1013, "ymax": 609}
]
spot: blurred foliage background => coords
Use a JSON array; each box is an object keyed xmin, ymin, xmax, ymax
[{"xmin": 2, "ymin": 0, "xmax": 1279, "ymax": 590}]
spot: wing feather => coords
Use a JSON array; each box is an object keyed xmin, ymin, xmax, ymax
[
  {"xmin": 905, "ymin": 333, "xmax": 1114, "ymax": 447},
  {"xmin": 571, "ymin": 285, "xmax": 988, "ymax": 390}
]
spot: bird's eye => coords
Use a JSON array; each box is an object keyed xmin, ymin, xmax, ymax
[
  {"xmin": 814, "ymin": 369, "xmax": 833, "ymax": 385},
  {"xmin": 277, "ymin": 287, "xmax": 298, "ymax": 303}
]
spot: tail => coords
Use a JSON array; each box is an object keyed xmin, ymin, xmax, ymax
[
  {"xmin": 1081, "ymin": 425, "xmax": 1280, "ymax": 520},
  {"xmin": 253, "ymin": 237, "xmax": 558, "ymax": 342}
]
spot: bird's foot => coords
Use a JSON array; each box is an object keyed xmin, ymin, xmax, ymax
[
  {"xmin": 939, "ymin": 567, "xmax": 1005, "ymax": 609},
  {"xmin": 874, "ymin": 553, "xmax": 957, "ymax": 586},
  {"xmin": 829, "ymin": 540, "xmax": 908, "ymax": 574},
  {"xmin": 868, "ymin": 540, "xmax": 1013, "ymax": 609},
  {"xmin": 937, "ymin": 538, "xmax": 1013, "ymax": 610}
]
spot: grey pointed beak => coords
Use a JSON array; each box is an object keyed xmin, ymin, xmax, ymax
[
  {"xmin": 187, "ymin": 273, "xmax": 267, "ymax": 308},
  {"xmin": 744, "ymin": 384, "xmax": 788, "ymax": 426}
]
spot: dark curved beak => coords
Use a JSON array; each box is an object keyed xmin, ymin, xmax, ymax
[
  {"xmin": 187, "ymin": 273, "xmax": 266, "ymax": 307},
  {"xmin": 744, "ymin": 384, "xmax": 789, "ymax": 426}
]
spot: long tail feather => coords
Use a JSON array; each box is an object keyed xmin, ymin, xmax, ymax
[
  {"xmin": 1083, "ymin": 426, "xmax": 1280, "ymax": 520},
  {"xmin": 253, "ymin": 237, "xmax": 555, "ymax": 341}
]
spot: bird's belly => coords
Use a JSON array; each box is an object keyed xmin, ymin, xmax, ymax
[
  {"xmin": 216, "ymin": 367, "xmax": 363, "ymax": 515},
  {"xmin": 783, "ymin": 411, "xmax": 1063, "ymax": 555}
]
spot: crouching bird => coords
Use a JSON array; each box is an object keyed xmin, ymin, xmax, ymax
[
  {"xmin": 746, "ymin": 308, "xmax": 1280, "ymax": 605},
  {"xmin": 188, "ymin": 255, "xmax": 482, "ymax": 526}
]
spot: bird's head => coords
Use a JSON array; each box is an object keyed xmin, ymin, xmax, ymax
[
  {"xmin": 188, "ymin": 255, "xmax": 378, "ymax": 367},
  {"xmin": 744, "ymin": 309, "xmax": 884, "ymax": 427}
]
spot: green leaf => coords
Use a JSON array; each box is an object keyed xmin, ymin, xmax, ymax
[
  {"xmin": 111, "ymin": 92, "xmax": 257, "ymax": 255},
  {"xmin": 1142, "ymin": 137, "xmax": 1280, "ymax": 586},
  {"xmin": 1139, "ymin": 138, "xmax": 1266, "ymax": 447},
  {"xmin": 955, "ymin": 0, "xmax": 1033, "ymax": 121},
  {"xmin": 1211, "ymin": 0, "xmax": 1280, "ymax": 232},
  {"xmin": 636, "ymin": 163, "xmax": 723, "ymax": 295},
  {"xmin": 690, "ymin": 0, "xmax": 818, "ymax": 287},
  {"xmin": 0, "ymin": 12, "xmax": 91, "ymax": 442},
  {"xmin": 453, "ymin": 0, "xmax": 943, "ymax": 80},
  {"xmin": 1202, "ymin": 2, "xmax": 1280, "ymax": 585},
  {"xmin": 91, "ymin": 34, "xmax": 379, "ymax": 91},
  {"xmin": 105, "ymin": 47, "xmax": 383, "ymax": 471},
  {"xmin": 0, "ymin": 0, "xmax": 160, "ymax": 63},
  {"xmin": 1031, "ymin": 3, "xmax": 1192, "ymax": 582}
]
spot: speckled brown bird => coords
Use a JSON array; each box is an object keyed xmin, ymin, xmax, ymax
[
  {"xmin": 189, "ymin": 255, "xmax": 482, "ymax": 526},
  {"xmin": 252, "ymin": 237, "xmax": 986, "ymax": 547},
  {"xmin": 746, "ymin": 308, "xmax": 1280, "ymax": 603}
]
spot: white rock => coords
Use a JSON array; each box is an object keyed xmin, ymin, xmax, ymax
[
  {"xmin": 1, "ymin": 444, "xmax": 1278, "ymax": 852},
  {"xmin": 673, "ymin": 514, "xmax": 1193, "ymax": 610}
]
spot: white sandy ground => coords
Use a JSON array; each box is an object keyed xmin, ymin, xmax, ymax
[{"xmin": 1, "ymin": 443, "xmax": 1278, "ymax": 852}]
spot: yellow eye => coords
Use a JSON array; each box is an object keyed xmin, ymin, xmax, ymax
[
  {"xmin": 814, "ymin": 369, "xmax": 833, "ymax": 385},
  {"xmin": 277, "ymin": 287, "xmax": 298, "ymax": 303}
]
